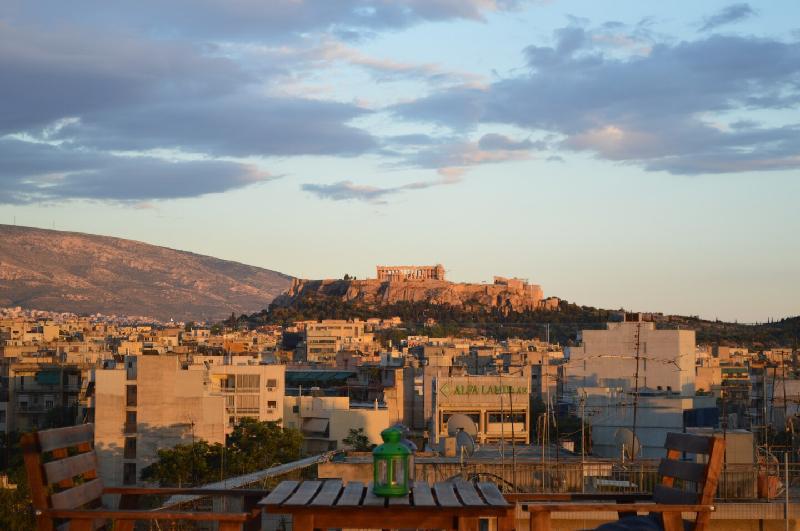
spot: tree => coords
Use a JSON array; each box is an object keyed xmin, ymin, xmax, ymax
[
  {"xmin": 0, "ymin": 432, "xmax": 35, "ymax": 530},
  {"xmin": 140, "ymin": 440, "xmax": 222, "ymax": 487},
  {"xmin": 141, "ymin": 419, "xmax": 303, "ymax": 486},
  {"xmin": 343, "ymin": 428, "xmax": 373, "ymax": 451}
]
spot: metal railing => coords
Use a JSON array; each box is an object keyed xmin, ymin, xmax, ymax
[{"xmin": 423, "ymin": 460, "xmax": 800, "ymax": 500}]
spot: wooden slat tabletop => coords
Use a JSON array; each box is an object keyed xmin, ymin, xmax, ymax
[
  {"xmin": 335, "ymin": 480, "xmax": 364, "ymax": 507},
  {"xmin": 411, "ymin": 481, "xmax": 436, "ymax": 506},
  {"xmin": 260, "ymin": 479, "xmax": 510, "ymax": 510},
  {"xmin": 282, "ymin": 480, "xmax": 321, "ymax": 506}
]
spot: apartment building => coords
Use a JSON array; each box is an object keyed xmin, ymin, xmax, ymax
[{"xmin": 93, "ymin": 355, "xmax": 285, "ymax": 487}]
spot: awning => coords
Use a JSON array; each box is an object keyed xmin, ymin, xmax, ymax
[
  {"xmin": 302, "ymin": 418, "xmax": 329, "ymax": 434},
  {"xmin": 35, "ymin": 371, "xmax": 60, "ymax": 385}
]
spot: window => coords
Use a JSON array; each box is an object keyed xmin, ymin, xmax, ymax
[
  {"xmin": 125, "ymin": 411, "xmax": 137, "ymax": 434},
  {"xmin": 266, "ymin": 379, "xmax": 278, "ymax": 389},
  {"xmin": 267, "ymin": 400, "xmax": 277, "ymax": 409},
  {"xmin": 487, "ymin": 412, "xmax": 526, "ymax": 424},
  {"xmin": 126, "ymin": 385, "xmax": 137, "ymax": 407},
  {"xmin": 0, "ymin": 411, "xmax": 5, "ymax": 424},
  {"xmin": 236, "ymin": 374, "xmax": 260, "ymax": 390},
  {"xmin": 123, "ymin": 463, "xmax": 137, "ymax": 485},
  {"xmin": 124, "ymin": 437, "xmax": 137, "ymax": 459},
  {"xmin": 45, "ymin": 400, "xmax": 54, "ymax": 409},
  {"xmin": 236, "ymin": 394, "xmax": 259, "ymax": 412},
  {"xmin": 292, "ymin": 405, "xmax": 299, "ymax": 413}
]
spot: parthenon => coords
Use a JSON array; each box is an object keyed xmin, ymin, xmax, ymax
[{"xmin": 376, "ymin": 264, "xmax": 446, "ymax": 281}]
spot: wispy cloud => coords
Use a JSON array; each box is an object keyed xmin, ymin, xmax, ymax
[
  {"xmin": 699, "ymin": 3, "xmax": 757, "ymax": 32},
  {"xmin": 301, "ymin": 175, "xmax": 459, "ymax": 203}
]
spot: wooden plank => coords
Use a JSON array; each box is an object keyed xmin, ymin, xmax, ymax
[
  {"xmin": 309, "ymin": 508, "xmax": 454, "ymax": 530},
  {"xmin": 260, "ymin": 480, "xmax": 300, "ymax": 506},
  {"xmin": 335, "ymin": 481, "xmax": 364, "ymax": 506},
  {"xmin": 412, "ymin": 481, "xmax": 436, "ymax": 507},
  {"xmin": 46, "ymin": 509, "xmax": 251, "ymax": 522},
  {"xmin": 522, "ymin": 502, "xmax": 712, "ymax": 513},
  {"xmin": 44, "ymin": 451, "xmax": 98, "ymax": 486},
  {"xmin": 50, "ymin": 478, "xmax": 104, "ymax": 510},
  {"xmin": 664, "ymin": 432, "xmax": 711, "ymax": 455},
  {"xmin": 310, "ymin": 479, "xmax": 342, "ymax": 506},
  {"xmin": 476, "ymin": 482, "xmax": 509, "ymax": 507},
  {"xmin": 434, "ymin": 481, "xmax": 461, "ymax": 507},
  {"xmin": 530, "ymin": 511, "xmax": 552, "ymax": 531},
  {"xmin": 38, "ymin": 424, "xmax": 94, "ymax": 453},
  {"xmin": 362, "ymin": 482, "xmax": 387, "ymax": 507},
  {"xmin": 454, "ymin": 480, "xmax": 485, "ymax": 506},
  {"xmin": 658, "ymin": 459, "xmax": 707, "ymax": 483},
  {"xmin": 458, "ymin": 516, "xmax": 479, "ymax": 531},
  {"xmin": 292, "ymin": 513, "xmax": 314, "ymax": 531},
  {"xmin": 388, "ymin": 492, "xmax": 410, "ymax": 505},
  {"xmin": 282, "ymin": 481, "xmax": 321, "ymax": 506},
  {"xmin": 652, "ymin": 484, "xmax": 699, "ymax": 505}
]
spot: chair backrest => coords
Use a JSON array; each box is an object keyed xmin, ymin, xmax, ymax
[
  {"xmin": 653, "ymin": 432, "xmax": 725, "ymax": 531},
  {"xmin": 21, "ymin": 423, "xmax": 104, "ymax": 529}
]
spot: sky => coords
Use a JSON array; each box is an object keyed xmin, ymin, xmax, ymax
[{"xmin": 1, "ymin": 1, "xmax": 799, "ymax": 323}]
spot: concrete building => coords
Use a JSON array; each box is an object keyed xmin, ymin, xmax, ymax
[
  {"xmin": 376, "ymin": 264, "xmax": 445, "ymax": 281},
  {"xmin": 584, "ymin": 388, "xmax": 717, "ymax": 458},
  {"xmin": 93, "ymin": 355, "xmax": 285, "ymax": 487},
  {"xmin": 304, "ymin": 320, "xmax": 375, "ymax": 363},
  {"xmin": 432, "ymin": 373, "xmax": 531, "ymax": 444},
  {"xmin": 565, "ymin": 315, "xmax": 696, "ymax": 397},
  {"xmin": 283, "ymin": 395, "xmax": 394, "ymax": 453}
]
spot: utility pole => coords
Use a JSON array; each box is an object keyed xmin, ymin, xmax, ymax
[
  {"xmin": 508, "ymin": 386, "xmax": 517, "ymax": 491},
  {"xmin": 580, "ymin": 392, "xmax": 587, "ymax": 492},
  {"xmin": 631, "ymin": 321, "xmax": 642, "ymax": 461},
  {"xmin": 782, "ymin": 351, "xmax": 793, "ymax": 461}
]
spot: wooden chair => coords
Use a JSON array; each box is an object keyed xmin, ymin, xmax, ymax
[
  {"xmin": 21, "ymin": 423, "xmax": 265, "ymax": 531},
  {"xmin": 522, "ymin": 432, "xmax": 726, "ymax": 531}
]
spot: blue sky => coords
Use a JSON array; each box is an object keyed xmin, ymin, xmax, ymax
[{"xmin": 1, "ymin": 1, "xmax": 798, "ymax": 322}]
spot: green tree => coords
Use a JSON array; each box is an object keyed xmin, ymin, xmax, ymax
[
  {"xmin": 141, "ymin": 419, "xmax": 303, "ymax": 486},
  {"xmin": 342, "ymin": 428, "xmax": 373, "ymax": 451},
  {"xmin": 0, "ymin": 432, "xmax": 35, "ymax": 530},
  {"xmin": 140, "ymin": 440, "xmax": 222, "ymax": 487}
]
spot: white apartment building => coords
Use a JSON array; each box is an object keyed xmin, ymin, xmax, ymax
[{"xmin": 565, "ymin": 316, "xmax": 696, "ymax": 397}]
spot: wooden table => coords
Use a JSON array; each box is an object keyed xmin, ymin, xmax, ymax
[{"xmin": 260, "ymin": 479, "xmax": 514, "ymax": 531}]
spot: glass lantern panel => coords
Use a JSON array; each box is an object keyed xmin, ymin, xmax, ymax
[
  {"xmin": 391, "ymin": 457, "xmax": 405, "ymax": 486},
  {"xmin": 377, "ymin": 459, "xmax": 388, "ymax": 485}
]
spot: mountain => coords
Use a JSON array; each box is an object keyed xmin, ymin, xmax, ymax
[{"xmin": 0, "ymin": 225, "xmax": 292, "ymax": 321}]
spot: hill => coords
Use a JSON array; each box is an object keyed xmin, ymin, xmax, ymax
[
  {"xmin": 255, "ymin": 279, "xmax": 799, "ymax": 349},
  {"xmin": 0, "ymin": 225, "xmax": 292, "ymax": 321}
]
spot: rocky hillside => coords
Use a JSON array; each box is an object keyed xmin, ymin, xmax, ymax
[
  {"xmin": 272, "ymin": 277, "xmax": 550, "ymax": 312},
  {"xmin": 0, "ymin": 225, "xmax": 292, "ymax": 321}
]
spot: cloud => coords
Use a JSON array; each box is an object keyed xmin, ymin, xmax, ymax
[
  {"xmin": 301, "ymin": 175, "xmax": 458, "ymax": 203},
  {"xmin": 1, "ymin": 1, "xmax": 533, "ymax": 42},
  {"xmin": 250, "ymin": 38, "xmax": 485, "ymax": 88},
  {"xmin": 0, "ymin": 23, "xmax": 246, "ymax": 136},
  {"xmin": 699, "ymin": 3, "xmax": 757, "ymax": 32},
  {"xmin": 0, "ymin": 138, "xmax": 272, "ymax": 204},
  {"xmin": 392, "ymin": 26, "xmax": 800, "ymax": 175},
  {"xmin": 52, "ymin": 96, "xmax": 376, "ymax": 158},
  {"xmin": 478, "ymin": 133, "xmax": 536, "ymax": 151}
]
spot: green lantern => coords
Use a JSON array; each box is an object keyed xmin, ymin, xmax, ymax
[{"xmin": 372, "ymin": 427, "xmax": 411, "ymax": 497}]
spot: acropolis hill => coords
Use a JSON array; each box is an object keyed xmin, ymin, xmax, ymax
[{"xmin": 272, "ymin": 265, "xmax": 559, "ymax": 312}]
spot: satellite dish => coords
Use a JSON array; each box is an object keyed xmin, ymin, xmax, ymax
[
  {"xmin": 614, "ymin": 428, "xmax": 641, "ymax": 460},
  {"xmin": 455, "ymin": 430, "xmax": 476, "ymax": 457},
  {"xmin": 447, "ymin": 414, "xmax": 478, "ymax": 438}
]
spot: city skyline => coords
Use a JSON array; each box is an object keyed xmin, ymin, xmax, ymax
[{"xmin": 1, "ymin": 1, "xmax": 799, "ymax": 322}]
